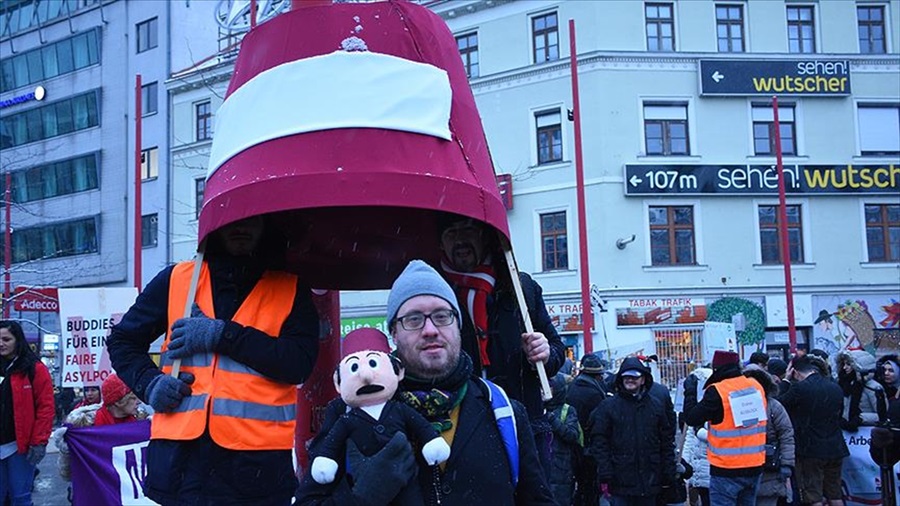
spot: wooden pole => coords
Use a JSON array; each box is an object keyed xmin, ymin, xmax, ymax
[
  {"xmin": 502, "ymin": 246, "xmax": 553, "ymax": 401},
  {"xmin": 170, "ymin": 243, "xmax": 205, "ymax": 378}
]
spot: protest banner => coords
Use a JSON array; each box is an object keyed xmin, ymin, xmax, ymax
[
  {"xmin": 842, "ymin": 426, "xmax": 900, "ymax": 505},
  {"xmin": 66, "ymin": 420, "xmax": 157, "ymax": 505},
  {"xmin": 59, "ymin": 287, "xmax": 138, "ymax": 387}
]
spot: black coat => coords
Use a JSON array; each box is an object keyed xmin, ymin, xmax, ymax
[
  {"xmin": 566, "ymin": 373, "xmax": 608, "ymax": 435},
  {"xmin": 588, "ymin": 358, "xmax": 675, "ymax": 498},
  {"xmin": 297, "ymin": 379, "xmax": 556, "ymax": 506},
  {"xmin": 778, "ymin": 372, "xmax": 849, "ymax": 460},
  {"xmin": 458, "ymin": 273, "xmax": 566, "ymax": 428},
  {"xmin": 317, "ymin": 401, "xmax": 440, "ymax": 460}
]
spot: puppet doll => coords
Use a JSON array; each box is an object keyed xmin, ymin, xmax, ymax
[{"xmin": 310, "ymin": 328, "xmax": 450, "ymax": 495}]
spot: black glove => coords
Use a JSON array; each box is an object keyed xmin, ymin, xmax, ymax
[
  {"xmin": 26, "ymin": 445, "xmax": 46, "ymax": 466},
  {"xmin": 347, "ymin": 432, "xmax": 416, "ymax": 506},
  {"xmin": 872, "ymin": 427, "xmax": 895, "ymax": 450},
  {"xmin": 146, "ymin": 372, "xmax": 195, "ymax": 413},
  {"xmin": 779, "ymin": 466, "xmax": 792, "ymax": 480}
]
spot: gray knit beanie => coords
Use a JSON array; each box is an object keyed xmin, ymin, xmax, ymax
[{"xmin": 386, "ymin": 260, "xmax": 461, "ymax": 329}]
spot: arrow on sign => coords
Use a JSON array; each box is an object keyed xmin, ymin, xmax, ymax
[
  {"xmin": 712, "ymin": 71, "xmax": 724, "ymax": 83},
  {"xmin": 629, "ymin": 175, "xmax": 643, "ymax": 187}
]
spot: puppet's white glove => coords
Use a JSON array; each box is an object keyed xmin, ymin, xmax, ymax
[
  {"xmin": 311, "ymin": 456, "xmax": 339, "ymax": 484},
  {"xmin": 697, "ymin": 427, "xmax": 709, "ymax": 441},
  {"xmin": 421, "ymin": 437, "xmax": 451, "ymax": 465}
]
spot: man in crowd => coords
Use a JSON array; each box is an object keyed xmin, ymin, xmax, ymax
[
  {"xmin": 590, "ymin": 357, "xmax": 675, "ymax": 506},
  {"xmin": 748, "ymin": 351, "xmax": 770, "ymax": 369},
  {"xmin": 684, "ymin": 350, "xmax": 767, "ymax": 506},
  {"xmin": 437, "ymin": 215, "xmax": 566, "ymax": 471},
  {"xmin": 296, "ymin": 259, "xmax": 556, "ymax": 505},
  {"xmin": 567, "ymin": 353, "xmax": 610, "ymax": 506},
  {"xmin": 778, "ymin": 355, "xmax": 848, "ymax": 506},
  {"xmin": 108, "ymin": 215, "xmax": 320, "ymax": 506}
]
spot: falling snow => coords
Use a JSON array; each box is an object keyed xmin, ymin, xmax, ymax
[{"xmin": 355, "ymin": 25, "xmax": 363, "ymax": 33}]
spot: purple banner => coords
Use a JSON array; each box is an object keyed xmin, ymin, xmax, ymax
[{"xmin": 65, "ymin": 420, "xmax": 156, "ymax": 505}]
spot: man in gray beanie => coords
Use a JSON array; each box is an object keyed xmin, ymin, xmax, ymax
[{"xmin": 297, "ymin": 259, "xmax": 555, "ymax": 505}]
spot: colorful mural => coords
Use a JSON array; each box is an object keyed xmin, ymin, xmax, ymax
[{"xmin": 811, "ymin": 295, "xmax": 900, "ymax": 355}]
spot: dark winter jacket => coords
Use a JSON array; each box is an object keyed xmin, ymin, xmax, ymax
[
  {"xmin": 566, "ymin": 372, "xmax": 608, "ymax": 435},
  {"xmin": 107, "ymin": 251, "xmax": 320, "ymax": 504},
  {"xmin": 317, "ymin": 401, "xmax": 440, "ymax": 461},
  {"xmin": 297, "ymin": 378, "xmax": 556, "ymax": 506},
  {"xmin": 458, "ymin": 273, "xmax": 566, "ymax": 430},
  {"xmin": 0, "ymin": 357, "xmax": 54, "ymax": 454},
  {"xmin": 837, "ymin": 350, "xmax": 887, "ymax": 428},
  {"xmin": 778, "ymin": 372, "xmax": 849, "ymax": 460},
  {"xmin": 588, "ymin": 357, "xmax": 676, "ymax": 498},
  {"xmin": 546, "ymin": 375, "xmax": 582, "ymax": 506}
]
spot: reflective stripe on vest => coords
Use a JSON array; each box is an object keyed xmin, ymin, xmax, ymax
[
  {"xmin": 151, "ymin": 260, "xmax": 299, "ymax": 450},
  {"xmin": 707, "ymin": 375, "xmax": 767, "ymax": 469}
]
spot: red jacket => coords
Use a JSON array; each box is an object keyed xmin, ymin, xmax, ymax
[{"xmin": 10, "ymin": 362, "xmax": 55, "ymax": 454}]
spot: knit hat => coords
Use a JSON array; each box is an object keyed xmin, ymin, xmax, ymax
[
  {"xmin": 101, "ymin": 374, "xmax": 130, "ymax": 406},
  {"xmin": 386, "ymin": 260, "xmax": 461, "ymax": 328},
  {"xmin": 767, "ymin": 358, "xmax": 788, "ymax": 377},
  {"xmin": 342, "ymin": 327, "xmax": 392, "ymax": 357},
  {"xmin": 712, "ymin": 350, "xmax": 740, "ymax": 370},
  {"xmin": 580, "ymin": 353, "xmax": 606, "ymax": 374}
]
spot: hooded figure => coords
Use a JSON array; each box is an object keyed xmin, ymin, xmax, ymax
[
  {"xmin": 836, "ymin": 350, "xmax": 887, "ymax": 428},
  {"xmin": 544, "ymin": 373, "xmax": 582, "ymax": 506},
  {"xmin": 588, "ymin": 357, "xmax": 676, "ymax": 502},
  {"xmin": 875, "ymin": 354, "xmax": 900, "ymax": 401}
]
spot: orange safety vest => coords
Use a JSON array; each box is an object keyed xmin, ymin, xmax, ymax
[
  {"xmin": 151, "ymin": 260, "xmax": 299, "ymax": 450},
  {"xmin": 707, "ymin": 375, "xmax": 767, "ymax": 469}
]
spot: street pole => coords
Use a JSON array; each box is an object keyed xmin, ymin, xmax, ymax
[
  {"xmin": 4, "ymin": 172, "xmax": 10, "ymax": 318},
  {"xmin": 134, "ymin": 75, "xmax": 142, "ymax": 291},
  {"xmin": 772, "ymin": 96, "xmax": 797, "ymax": 354},
  {"xmin": 569, "ymin": 19, "xmax": 593, "ymax": 355}
]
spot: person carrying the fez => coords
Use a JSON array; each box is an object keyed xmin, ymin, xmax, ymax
[
  {"xmin": 437, "ymin": 215, "xmax": 567, "ymax": 473},
  {"xmin": 107, "ymin": 215, "xmax": 320, "ymax": 506},
  {"xmin": 297, "ymin": 260, "xmax": 556, "ymax": 506}
]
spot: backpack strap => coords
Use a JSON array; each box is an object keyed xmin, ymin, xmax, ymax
[{"xmin": 479, "ymin": 377, "xmax": 519, "ymax": 487}]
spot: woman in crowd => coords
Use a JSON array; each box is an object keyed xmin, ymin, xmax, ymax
[
  {"xmin": 71, "ymin": 386, "xmax": 101, "ymax": 410},
  {"xmin": 94, "ymin": 374, "xmax": 140, "ymax": 426},
  {"xmin": 875, "ymin": 355, "xmax": 900, "ymax": 401},
  {"xmin": 0, "ymin": 320, "xmax": 55, "ymax": 506},
  {"xmin": 836, "ymin": 350, "xmax": 886, "ymax": 429}
]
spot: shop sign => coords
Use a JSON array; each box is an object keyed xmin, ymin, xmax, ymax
[
  {"xmin": 0, "ymin": 86, "xmax": 45, "ymax": 109},
  {"xmin": 340, "ymin": 316, "xmax": 389, "ymax": 338},
  {"xmin": 13, "ymin": 286, "xmax": 59, "ymax": 312},
  {"xmin": 624, "ymin": 164, "xmax": 899, "ymax": 196},
  {"xmin": 699, "ymin": 59, "xmax": 850, "ymax": 96},
  {"xmin": 616, "ymin": 297, "xmax": 707, "ymax": 327},
  {"xmin": 546, "ymin": 302, "xmax": 594, "ymax": 334}
]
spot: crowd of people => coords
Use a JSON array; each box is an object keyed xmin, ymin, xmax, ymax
[{"xmin": 3, "ymin": 211, "xmax": 898, "ymax": 506}]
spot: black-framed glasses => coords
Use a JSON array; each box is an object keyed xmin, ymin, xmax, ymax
[{"xmin": 395, "ymin": 309, "xmax": 458, "ymax": 331}]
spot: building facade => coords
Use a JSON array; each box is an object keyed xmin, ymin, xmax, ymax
[
  {"xmin": 166, "ymin": 0, "xmax": 900, "ymax": 388},
  {"xmin": 0, "ymin": 0, "xmax": 171, "ymax": 351}
]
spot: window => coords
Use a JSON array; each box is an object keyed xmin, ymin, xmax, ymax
[
  {"xmin": 11, "ymin": 217, "xmax": 98, "ymax": 264},
  {"xmin": 646, "ymin": 3, "xmax": 675, "ymax": 52},
  {"xmin": 758, "ymin": 205, "xmax": 803, "ymax": 264},
  {"xmin": 456, "ymin": 33, "xmax": 479, "ymax": 78},
  {"xmin": 535, "ymin": 110, "xmax": 562, "ymax": 164},
  {"xmin": 141, "ymin": 214, "xmax": 158, "ymax": 248},
  {"xmin": 644, "ymin": 103, "xmax": 689, "ymax": 155},
  {"xmin": 0, "ymin": 90, "xmax": 99, "ymax": 148},
  {"xmin": 649, "ymin": 206, "xmax": 696, "ymax": 265},
  {"xmin": 140, "ymin": 147, "xmax": 159, "ymax": 180},
  {"xmin": 540, "ymin": 211, "xmax": 568, "ymax": 271},
  {"xmin": 858, "ymin": 6, "xmax": 886, "ymax": 54},
  {"xmin": 195, "ymin": 178, "xmax": 206, "ymax": 219},
  {"xmin": 195, "ymin": 101, "xmax": 213, "ymax": 141},
  {"xmin": 532, "ymin": 12, "xmax": 559, "ymax": 63},
  {"xmin": 858, "ymin": 105, "xmax": 900, "ymax": 156},
  {"xmin": 752, "ymin": 104, "xmax": 796, "ymax": 155},
  {"xmin": 787, "ymin": 6, "xmax": 816, "ymax": 53},
  {"xmin": 10, "ymin": 153, "xmax": 99, "ymax": 203},
  {"xmin": 141, "ymin": 82, "xmax": 158, "ymax": 116},
  {"xmin": 1, "ymin": 0, "xmax": 95, "ymax": 38},
  {"xmin": 136, "ymin": 17, "xmax": 158, "ymax": 53},
  {"xmin": 866, "ymin": 204, "xmax": 900, "ymax": 262},
  {"xmin": 716, "ymin": 4, "xmax": 744, "ymax": 52}
]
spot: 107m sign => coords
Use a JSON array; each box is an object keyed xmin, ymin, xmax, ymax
[{"xmin": 629, "ymin": 169, "xmax": 699, "ymax": 191}]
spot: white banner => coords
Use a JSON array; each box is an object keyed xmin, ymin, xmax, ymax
[
  {"xmin": 842, "ymin": 426, "xmax": 900, "ymax": 505},
  {"xmin": 59, "ymin": 287, "xmax": 138, "ymax": 388}
]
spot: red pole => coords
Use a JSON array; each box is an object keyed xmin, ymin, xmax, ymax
[
  {"xmin": 134, "ymin": 75, "xmax": 143, "ymax": 291},
  {"xmin": 569, "ymin": 20, "xmax": 593, "ymax": 355},
  {"xmin": 291, "ymin": 0, "xmax": 339, "ymax": 476},
  {"xmin": 249, "ymin": 0, "xmax": 257, "ymax": 29},
  {"xmin": 772, "ymin": 96, "xmax": 797, "ymax": 354},
  {"xmin": 4, "ymin": 172, "xmax": 11, "ymax": 318}
]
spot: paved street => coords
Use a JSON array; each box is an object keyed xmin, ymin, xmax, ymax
[{"xmin": 32, "ymin": 435, "xmax": 71, "ymax": 506}]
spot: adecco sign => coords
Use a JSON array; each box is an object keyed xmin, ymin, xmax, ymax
[{"xmin": 13, "ymin": 287, "xmax": 59, "ymax": 312}]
